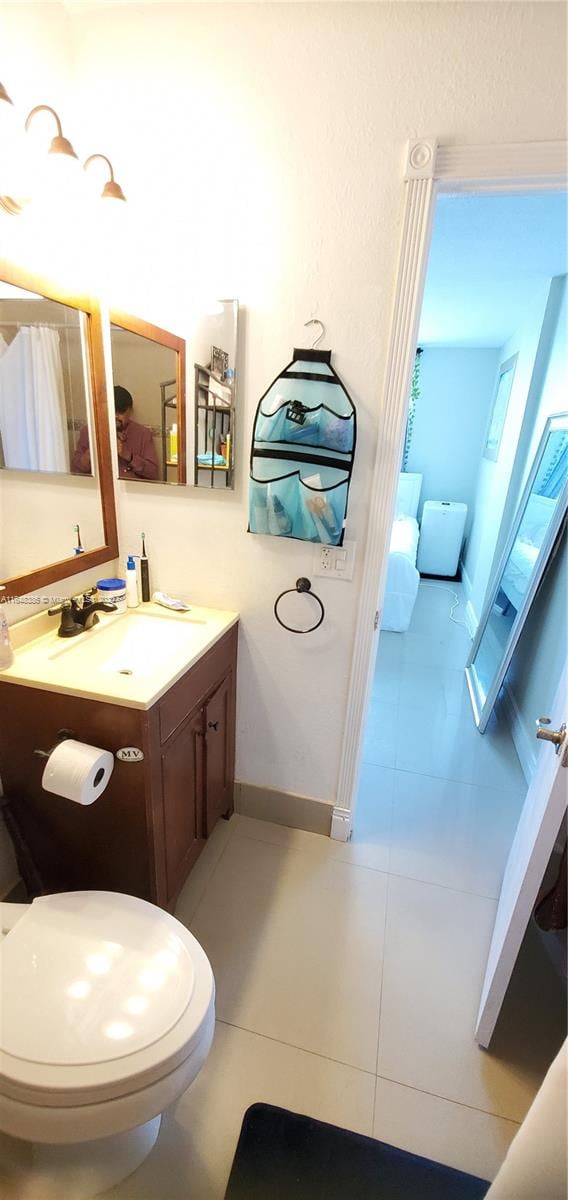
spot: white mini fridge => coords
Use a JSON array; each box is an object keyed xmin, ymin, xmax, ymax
[{"xmin": 417, "ymin": 501, "xmax": 467, "ymax": 577}]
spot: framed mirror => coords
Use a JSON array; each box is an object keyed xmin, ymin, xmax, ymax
[
  {"xmin": 0, "ymin": 260, "xmax": 118, "ymax": 599},
  {"xmin": 466, "ymin": 412, "xmax": 568, "ymax": 731},
  {"xmin": 193, "ymin": 300, "xmax": 238, "ymax": 488},
  {"xmin": 109, "ymin": 313, "xmax": 186, "ymax": 485}
]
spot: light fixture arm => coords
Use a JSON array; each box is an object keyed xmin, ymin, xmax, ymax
[
  {"xmin": 25, "ymin": 104, "xmax": 63, "ymax": 137},
  {"xmin": 84, "ymin": 153, "xmax": 115, "ymax": 181}
]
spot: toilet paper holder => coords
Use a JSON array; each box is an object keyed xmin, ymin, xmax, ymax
[{"xmin": 33, "ymin": 729, "xmax": 76, "ymax": 760}]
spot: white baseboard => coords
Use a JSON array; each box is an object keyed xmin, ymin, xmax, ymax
[
  {"xmin": 464, "ymin": 600, "xmax": 478, "ymax": 640},
  {"xmin": 461, "ymin": 563, "xmax": 472, "ymax": 600},
  {"xmin": 330, "ymin": 806, "xmax": 353, "ymax": 842},
  {"xmin": 502, "ymin": 683, "xmax": 536, "ymax": 784},
  {"xmin": 460, "ymin": 566, "xmax": 478, "ymax": 639}
]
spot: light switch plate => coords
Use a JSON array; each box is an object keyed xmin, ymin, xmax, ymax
[{"xmin": 313, "ymin": 540, "xmax": 356, "ymax": 580}]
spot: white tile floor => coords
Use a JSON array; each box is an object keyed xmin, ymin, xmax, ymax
[{"xmin": 107, "ymin": 582, "xmax": 565, "ymax": 1199}]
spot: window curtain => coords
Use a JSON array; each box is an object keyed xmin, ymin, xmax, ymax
[
  {"xmin": 0, "ymin": 326, "xmax": 69, "ymax": 472},
  {"xmin": 402, "ymin": 347, "xmax": 422, "ymax": 472}
]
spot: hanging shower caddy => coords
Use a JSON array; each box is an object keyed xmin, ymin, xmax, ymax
[{"xmin": 248, "ymin": 332, "xmax": 357, "ymax": 546}]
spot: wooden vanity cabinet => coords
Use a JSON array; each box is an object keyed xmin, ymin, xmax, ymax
[{"xmin": 0, "ymin": 624, "xmax": 237, "ymax": 912}]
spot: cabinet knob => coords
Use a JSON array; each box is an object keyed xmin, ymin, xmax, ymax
[{"xmin": 208, "ymin": 720, "xmax": 219, "ymax": 731}]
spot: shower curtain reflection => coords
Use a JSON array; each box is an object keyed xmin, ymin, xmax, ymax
[{"xmin": 0, "ymin": 326, "xmax": 69, "ymax": 472}]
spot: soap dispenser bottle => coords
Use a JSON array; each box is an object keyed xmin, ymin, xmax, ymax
[
  {"xmin": 126, "ymin": 556, "xmax": 140, "ymax": 609},
  {"xmin": 0, "ymin": 587, "xmax": 14, "ymax": 669}
]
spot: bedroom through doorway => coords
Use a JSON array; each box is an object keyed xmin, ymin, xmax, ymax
[
  {"xmin": 341, "ymin": 189, "xmax": 567, "ymax": 1101},
  {"xmin": 352, "ymin": 189, "xmax": 567, "ymax": 876}
]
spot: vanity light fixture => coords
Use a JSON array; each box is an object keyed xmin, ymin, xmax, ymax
[
  {"xmin": 0, "ymin": 82, "xmax": 127, "ymax": 215},
  {"xmin": 84, "ymin": 154, "xmax": 127, "ymax": 204},
  {"xmin": 25, "ymin": 104, "xmax": 79, "ymax": 163}
]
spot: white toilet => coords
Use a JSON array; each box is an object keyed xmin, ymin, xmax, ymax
[{"xmin": 0, "ymin": 890, "xmax": 215, "ymax": 1199}]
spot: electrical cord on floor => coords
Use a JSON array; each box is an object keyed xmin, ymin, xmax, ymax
[{"xmin": 419, "ymin": 581, "xmax": 471, "ymax": 632}]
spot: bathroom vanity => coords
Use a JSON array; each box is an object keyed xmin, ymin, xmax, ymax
[{"xmin": 0, "ymin": 605, "xmax": 238, "ymax": 911}]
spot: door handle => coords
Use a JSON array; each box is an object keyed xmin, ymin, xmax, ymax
[
  {"xmin": 208, "ymin": 720, "xmax": 219, "ymax": 731},
  {"xmin": 535, "ymin": 717, "xmax": 566, "ymax": 755}
]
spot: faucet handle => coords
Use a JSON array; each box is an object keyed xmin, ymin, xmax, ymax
[
  {"xmin": 48, "ymin": 599, "xmax": 72, "ymax": 616},
  {"xmin": 70, "ymin": 587, "xmax": 97, "ymax": 612}
]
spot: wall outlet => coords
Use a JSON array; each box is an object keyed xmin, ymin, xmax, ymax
[
  {"xmin": 317, "ymin": 547, "xmax": 334, "ymax": 574},
  {"xmin": 313, "ymin": 540, "xmax": 356, "ymax": 581}
]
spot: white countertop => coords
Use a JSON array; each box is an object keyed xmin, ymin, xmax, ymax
[{"xmin": 0, "ymin": 603, "xmax": 239, "ymax": 710}]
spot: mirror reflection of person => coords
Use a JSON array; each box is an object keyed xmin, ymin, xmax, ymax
[{"xmin": 72, "ymin": 385, "xmax": 159, "ymax": 480}]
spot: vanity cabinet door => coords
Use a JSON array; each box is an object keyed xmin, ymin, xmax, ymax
[
  {"xmin": 204, "ymin": 670, "xmax": 234, "ymax": 835},
  {"xmin": 161, "ymin": 705, "xmax": 204, "ymax": 902}
]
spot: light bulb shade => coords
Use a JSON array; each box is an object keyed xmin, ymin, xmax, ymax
[
  {"xmin": 101, "ymin": 178, "xmax": 126, "ymax": 203},
  {"xmin": 0, "ymin": 81, "xmax": 14, "ymax": 106},
  {"xmin": 48, "ymin": 134, "xmax": 78, "ymax": 160}
]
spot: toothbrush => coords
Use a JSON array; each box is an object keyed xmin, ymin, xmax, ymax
[
  {"xmin": 140, "ymin": 532, "xmax": 150, "ymax": 602},
  {"xmin": 73, "ymin": 524, "xmax": 84, "ymax": 555}
]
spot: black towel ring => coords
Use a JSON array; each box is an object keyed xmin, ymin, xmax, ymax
[{"xmin": 274, "ymin": 577, "xmax": 325, "ymax": 634}]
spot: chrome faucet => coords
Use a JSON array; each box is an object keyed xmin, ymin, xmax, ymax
[{"xmin": 48, "ymin": 587, "xmax": 117, "ymax": 638}]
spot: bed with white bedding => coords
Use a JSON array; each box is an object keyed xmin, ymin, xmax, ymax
[{"xmin": 381, "ymin": 473, "xmax": 422, "ymax": 633}]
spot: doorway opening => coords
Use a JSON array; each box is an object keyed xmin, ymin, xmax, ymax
[{"xmin": 351, "ymin": 186, "xmax": 567, "ymax": 1100}]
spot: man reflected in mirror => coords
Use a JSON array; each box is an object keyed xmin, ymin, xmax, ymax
[{"xmin": 72, "ymin": 385, "xmax": 159, "ymax": 480}]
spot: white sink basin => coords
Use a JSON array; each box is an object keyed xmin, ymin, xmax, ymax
[
  {"xmin": 2, "ymin": 603, "xmax": 238, "ymax": 708},
  {"xmin": 48, "ymin": 612, "xmax": 207, "ymax": 679}
]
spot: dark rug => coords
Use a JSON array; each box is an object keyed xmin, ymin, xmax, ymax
[{"xmin": 225, "ymin": 1103, "xmax": 490, "ymax": 1199}]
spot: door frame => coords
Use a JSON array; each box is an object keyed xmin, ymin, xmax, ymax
[{"xmin": 332, "ymin": 137, "xmax": 568, "ymax": 841}]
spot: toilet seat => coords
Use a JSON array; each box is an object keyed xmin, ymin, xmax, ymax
[{"xmin": 0, "ymin": 891, "xmax": 215, "ymax": 1109}]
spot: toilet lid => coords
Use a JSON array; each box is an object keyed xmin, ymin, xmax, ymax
[{"xmin": 1, "ymin": 892, "xmax": 196, "ymax": 1066}]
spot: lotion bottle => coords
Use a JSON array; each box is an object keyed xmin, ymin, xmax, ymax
[{"xmin": 126, "ymin": 556, "xmax": 140, "ymax": 608}]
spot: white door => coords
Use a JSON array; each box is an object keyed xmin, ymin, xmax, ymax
[{"xmin": 476, "ymin": 665, "xmax": 567, "ymax": 1047}]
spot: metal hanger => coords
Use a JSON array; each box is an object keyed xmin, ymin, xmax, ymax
[{"xmin": 304, "ymin": 318, "xmax": 325, "ymax": 350}]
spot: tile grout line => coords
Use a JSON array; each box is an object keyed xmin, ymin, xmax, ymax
[
  {"xmin": 183, "ymin": 818, "xmax": 242, "ymax": 924},
  {"xmin": 374, "ymin": 864, "xmax": 393, "ymax": 1091},
  {"xmin": 374, "ymin": 1070, "xmax": 523, "ymax": 1127},
  {"xmin": 215, "ymin": 1017, "xmax": 378, "ymax": 1081},
  {"xmin": 360, "ymin": 756, "xmax": 525, "ymax": 799},
  {"xmin": 230, "ymin": 825, "xmax": 502, "ymax": 903},
  {"xmin": 360, "ymin": 760, "xmax": 525, "ymax": 801},
  {"xmin": 370, "ymin": 791, "xmax": 394, "ymax": 1133}
]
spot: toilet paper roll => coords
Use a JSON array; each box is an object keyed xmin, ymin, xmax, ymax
[{"xmin": 42, "ymin": 740, "xmax": 114, "ymax": 805}]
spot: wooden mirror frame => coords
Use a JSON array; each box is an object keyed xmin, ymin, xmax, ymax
[
  {"xmin": 109, "ymin": 311, "xmax": 186, "ymax": 485},
  {"xmin": 0, "ymin": 259, "xmax": 119, "ymax": 599}
]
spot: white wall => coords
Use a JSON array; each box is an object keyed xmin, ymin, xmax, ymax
[
  {"xmin": 407, "ymin": 347, "xmax": 499, "ymax": 538},
  {"xmin": 0, "ymin": 1, "xmax": 567, "ymax": 814},
  {"xmin": 0, "ymin": 472, "xmax": 104, "ymax": 578},
  {"xmin": 463, "ymin": 281, "xmax": 552, "ymax": 623}
]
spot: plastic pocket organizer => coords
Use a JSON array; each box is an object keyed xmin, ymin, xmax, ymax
[{"xmin": 249, "ymin": 349, "xmax": 357, "ymax": 545}]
